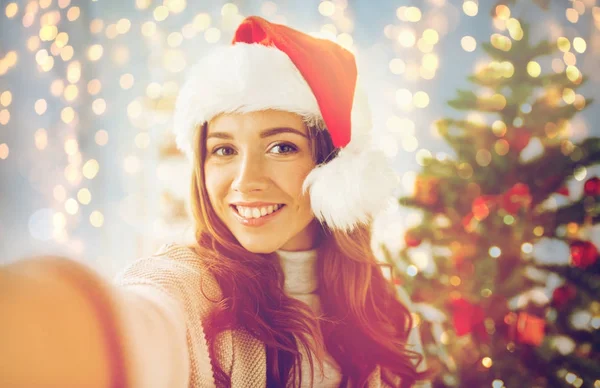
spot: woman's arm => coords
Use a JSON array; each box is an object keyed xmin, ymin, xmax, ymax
[
  {"xmin": 0, "ymin": 256, "xmax": 190, "ymax": 388},
  {"xmin": 0, "ymin": 257, "xmax": 123, "ymax": 387}
]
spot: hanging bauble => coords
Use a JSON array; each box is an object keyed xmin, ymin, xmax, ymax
[
  {"xmin": 569, "ymin": 240, "xmax": 598, "ymax": 268},
  {"xmin": 551, "ymin": 284, "xmax": 577, "ymax": 308},
  {"xmin": 404, "ymin": 229, "xmax": 422, "ymax": 248},
  {"xmin": 583, "ymin": 176, "xmax": 600, "ymax": 196}
]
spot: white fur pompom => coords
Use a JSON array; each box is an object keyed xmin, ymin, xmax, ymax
[{"xmin": 302, "ymin": 140, "xmax": 399, "ymax": 232}]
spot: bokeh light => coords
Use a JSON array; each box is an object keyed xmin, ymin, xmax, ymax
[{"xmin": 461, "ymin": 36, "xmax": 477, "ymax": 52}]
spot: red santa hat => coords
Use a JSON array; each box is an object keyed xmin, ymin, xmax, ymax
[{"xmin": 173, "ymin": 16, "xmax": 397, "ymax": 232}]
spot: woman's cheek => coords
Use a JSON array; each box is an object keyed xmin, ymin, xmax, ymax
[
  {"xmin": 204, "ymin": 168, "xmax": 224, "ymax": 201},
  {"xmin": 277, "ymin": 165, "xmax": 308, "ymax": 193}
]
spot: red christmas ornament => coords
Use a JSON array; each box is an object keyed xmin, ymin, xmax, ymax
[
  {"xmin": 570, "ymin": 240, "xmax": 598, "ymax": 268},
  {"xmin": 583, "ymin": 177, "xmax": 600, "ymax": 196},
  {"xmin": 471, "ymin": 196, "xmax": 493, "ymax": 221},
  {"xmin": 551, "ymin": 284, "xmax": 577, "ymax": 308},
  {"xmin": 556, "ymin": 186, "xmax": 570, "ymax": 196},
  {"xmin": 404, "ymin": 230, "xmax": 422, "ymax": 248},
  {"xmin": 515, "ymin": 312, "xmax": 546, "ymax": 346},
  {"xmin": 508, "ymin": 129, "xmax": 532, "ymax": 153},
  {"xmin": 462, "ymin": 213, "xmax": 476, "ymax": 233},
  {"xmin": 450, "ymin": 297, "xmax": 486, "ymax": 337},
  {"xmin": 501, "ymin": 183, "xmax": 532, "ymax": 214}
]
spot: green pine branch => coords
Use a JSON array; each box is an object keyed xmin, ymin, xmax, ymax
[
  {"xmin": 525, "ymin": 99, "xmax": 592, "ymax": 129},
  {"xmin": 437, "ymin": 118, "xmax": 490, "ymax": 136},
  {"xmin": 533, "ymin": 200, "xmax": 600, "ymax": 237},
  {"xmin": 496, "ymin": 267, "xmax": 539, "ymax": 297},
  {"xmin": 480, "ymin": 37, "xmax": 554, "ymax": 63},
  {"xmin": 550, "ymin": 354, "xmax": 600, "ymax": 384},
  {"xmin": 397, "ymin": 196, "xmax": 440, "ymax": 213},
  {"xmin": 536, "ymin": 264, "xmax": 600, "ymax": 299},
  {"xmin": 469, "ymin": 71, "xmax": 585, "ymax": 91},
  {"xmin": 447, "ymin": 90, "xmax": 519, "ymax": 114},
  {"xmin": 517, "ymin": 137, "xmax": 600, "ymax": 205}
]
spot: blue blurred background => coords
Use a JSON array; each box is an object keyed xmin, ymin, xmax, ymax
[{"xmin": 0, "ymin": 0, "xmax": 598, "ymax": 276}]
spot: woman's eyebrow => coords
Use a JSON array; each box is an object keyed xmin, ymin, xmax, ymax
[{"xmin": 206, "ymin": 127, "xmax": 308, "ymax": 140}]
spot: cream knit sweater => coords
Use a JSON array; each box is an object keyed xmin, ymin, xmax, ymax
[
  {"xmin": 275, "ymin": 248, "xmax": 341, "ymax": 387},
  {"xmin": 113, "ymin": 243, "xmax": 429, "ymax": 388}
]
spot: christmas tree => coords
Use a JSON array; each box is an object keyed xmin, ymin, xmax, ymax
[{"xmin": 384, "ymin": 15, "xmax": 600, "ymax": 388}]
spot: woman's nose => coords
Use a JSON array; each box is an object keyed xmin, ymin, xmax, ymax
[{"xmin": 231, "ymin": 151, "xmax": 269, "ymax": 193}]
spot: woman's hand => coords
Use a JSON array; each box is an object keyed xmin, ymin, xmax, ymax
[{"xmin": 0, "ymin": 256, "xmax": 122, "ymax": 388}]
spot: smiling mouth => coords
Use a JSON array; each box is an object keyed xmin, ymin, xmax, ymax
[{"xmin": 230, "ymin": 204, "xmax": 286, "ymax": 220}]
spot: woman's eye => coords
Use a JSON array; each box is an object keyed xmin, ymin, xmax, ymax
[
  {"xmin": 270, "ymin": 143, "xmax": 298, "ymax": 154},
  {"xmin": 211, "ymin": 144, "xmax": 297, "ymax": 156},
  {"xmin": 213, "ymin": 146, "xmax": 235, "ymax": 156}
]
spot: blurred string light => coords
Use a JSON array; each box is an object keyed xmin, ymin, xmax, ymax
[
  {"xmin": 35, "ymin": 128, "xmax": 48, "ymax": 150},
  {"xmin": 77, "ymin": 188, "xmax": 92, "ymax": 205},
  {"xmin": 461, "ymin": 36, "xmax": 476, "ymax": 52},
  {"xmin": 462, "ymin": 1, "xmax": 478, "ymax": 17},
  {"xmin": 384, "ymin": 2, "xmax": 450, "ymax": 147},
  {"xmin": 396, "ymin": 6, "xmax": 422, "ymax": 22},
  {"xmin": 90, "ymin": 210, "xmax": 104, "ymax": 227},
  {"xmin": 0, "ymin": 143, "xmax": 9, "ymax": 159},
  {"xmin": 95, "ymin": 130, "xmax": 109, "ymax": 146},
  {"xmin": 481, "ymin": 357, "xmax": 493, "ymax": 368}
]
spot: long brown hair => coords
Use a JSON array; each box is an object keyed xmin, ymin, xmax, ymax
[{"xmin": 189, "ymin": 118, "xmax": 431, "ymax": 387}]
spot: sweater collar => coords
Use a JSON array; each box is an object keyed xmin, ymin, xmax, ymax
[{"xmin": 275, "ymin": 248, "xmax": 319, "ymax": 295}]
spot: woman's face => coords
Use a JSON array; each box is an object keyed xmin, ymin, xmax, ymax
[{"xmin": 203, "ymin": 110, "xmax": 320, "ymax": 253}]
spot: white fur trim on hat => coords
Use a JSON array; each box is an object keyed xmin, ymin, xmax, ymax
[{"xmin": 173, "ymin": 43, "xmax": 323, "ymax": 159}]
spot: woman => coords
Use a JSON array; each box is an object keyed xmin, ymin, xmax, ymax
[{"xmin": 0, "ymin": 16, "xmax": 431, "ymax": 387}]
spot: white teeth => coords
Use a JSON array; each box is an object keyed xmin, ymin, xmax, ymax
[{"xmin": 235, "ymin": 204, "xmax": 283, "ymax": 219}]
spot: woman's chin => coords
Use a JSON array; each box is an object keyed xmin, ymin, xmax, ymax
[{"xmin": 237, "ymin": 237, "xmax": 282, "ymax": 254}]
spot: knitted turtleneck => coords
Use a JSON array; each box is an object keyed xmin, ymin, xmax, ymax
[
  {"xmin": 276, "ymin": 248, "xmax": 322, "ymax": 315},
  {"xmin": 275, "ymin": 248, "xmax": 342, "ymax": 387}
]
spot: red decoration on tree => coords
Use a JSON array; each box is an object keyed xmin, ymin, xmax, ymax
[
  {"xmin": 505, "ymin": 312, "xmax": 546, "ymax": 347},
  {"xmin": 515, "ymin": 312, "xmax": 546, "ymax": 346},
  {"xmin": 556, "ymin": 185, "xmax": 570, "ymax": 196},
  {"xmin": 551, "ymin": 284, "xmax": 577, "ymax": 308},
  {"xmin": 583, "ymin": 177, "xmax": 600, "ymax": 196},
  {"xmin": 404, "ymin": 230, "xmax": 422, "ymax": 248},
  {"xmin": 449, "ymin": 297, "xmax": 487, "ymax": 339},
  {"xmin": 570, "ymin": 240, "xmax": 598, "ymax": 268},
  {"xmin": 462, "ymin": 213, "xmax": 478, "ymax": 233},
  {"xmin": 462, "ymin": 183, "xmax": 532, "ymax": 229},
  {"xmin": 508, "ymin": 129, "xmax": 532, "ymax": 153},
  {"xmin": 471, "ymin": 196, "xmax": 493, "ymax": 221},
  {"xmin": 501, "ymin": 183, "xmax": 532, "ymax": 215}
]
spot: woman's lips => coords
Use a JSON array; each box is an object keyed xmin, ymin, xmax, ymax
[{"xmin": 230, "ymin": 205, "xmax": 286, "ymax": 227}]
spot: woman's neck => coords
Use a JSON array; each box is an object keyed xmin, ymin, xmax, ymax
[{"xmin": 276, "ymin": 219, "xmax": 323, "ymax": 251}]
